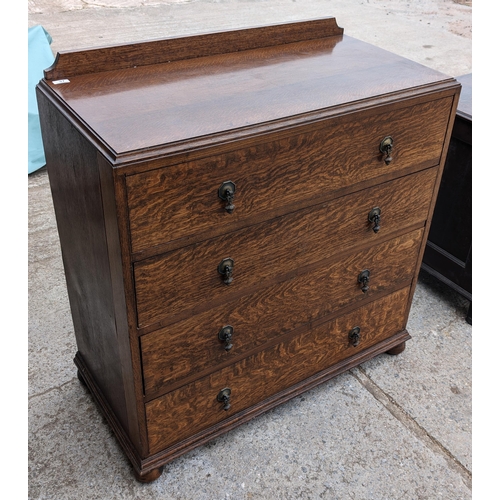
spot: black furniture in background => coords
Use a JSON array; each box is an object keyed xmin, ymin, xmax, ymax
[{"xmin": 421, "ymin": 73, "xmax": 472, "ymax": 324}]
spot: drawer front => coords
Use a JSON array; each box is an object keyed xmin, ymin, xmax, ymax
[
  {"xmin": 126, "ymin": 97, "xmax": 452, "ymax": 255},
  {"xmin": 145, "ymin": 287, "xmax": 410, "ymax": 454},
  {"xmin": 134, "ymin": 168, "xmax": 436, "ymax": 328},
  {"xmin": 141, "ymin": 228, "xmax": 423, "ymax": 394}
]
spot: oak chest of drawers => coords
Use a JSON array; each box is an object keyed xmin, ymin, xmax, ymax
[{"xmin": 36, "ymin": 18, "xmax": 460, "ymax": 482}]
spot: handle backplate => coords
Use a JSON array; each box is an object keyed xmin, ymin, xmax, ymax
[
  {"xmin": 380, "ymin": 136, "xmax": 394, "ymax": 165},
  {"xmin": 349, "ymin": 326, "xmax": 361, "ymax": 347},
  {"xmin": 218, "ymin": 181, "xmax": 236, "ymax": 214},
  {"xmin": 218, "ymin": 258, "xmax": 234, "ymax": 285},
  {"xmin": 368, "ymin": 207, "xmax": 381, "ymax": 233},
  {"xmin": 217, "ymin": 387, "xmax": 232, "ymax": 411},
  {"xmin": 218, "ymin": 325, "xmax": 234, "ymax": 351},
  {"xmin": 358, "ymin": 269, "xmax": 370, "ymax": 293}
]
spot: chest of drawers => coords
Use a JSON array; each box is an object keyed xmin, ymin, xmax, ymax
[{"xmin": 36, "ymin": 18, "xmax": 460, "ymax": 482}]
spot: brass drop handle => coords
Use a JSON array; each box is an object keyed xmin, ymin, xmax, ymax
[
  {"xmin": 218, "ymin": 181, "xmax": 236, "ymax": 214},
  {"xmin": 349, "ymin": 326, "xmax": 361, "ymax": 347},
  {"xmin": 358, "ymin": 269, "xmax": 370, "ymax": 293},
  {"xmin": 217, "ymin": 388, "xmax": 232, "ymax": 411},
  {"xmin": 218, "ymin": 258, "xmax": 234, "ymax": 285},
  {"xmin": 218, "ymin": 325, "xmax": 234, "ymax": 351},
  {"xmin": 368, "ymin": 207, "xmax": 381, "ymax": 233},
  {"xmin": 380, "ymin": 136, "xmax": 394, "ymax": 165}
]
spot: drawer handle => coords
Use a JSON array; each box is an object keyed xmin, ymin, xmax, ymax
[
  {"xmin": 218, "ymin": 325, "xmax": 234, "ymax": 351},
  {"xmin": 217, "ymin": 387, "xmax": 232, "ymax": 411},
  {"xmin": 358, "ymin": 269, "xmax": 370, "ymax": 293},
  {"xmin": 218, "ymin": 258, "xmax": 234, "ymax": 285},
  {"xmin": 368, "ymin": 207, "xmax": 381, "ymax": 233},
  {"xmin": 349, "ymin": 326, "xmax": 361, "ymax": 347},
  {"xmin": 380, "ymin": 136, "xmax": 394, "ymax": 165},
  {"xmin": 218, "ymin": 180, "xmax": 236, "ymax": 214}
]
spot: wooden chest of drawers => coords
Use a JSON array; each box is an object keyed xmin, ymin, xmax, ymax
[{"xmin": 36, "ymin": 18, "xmax": 460, "ymax": 482}]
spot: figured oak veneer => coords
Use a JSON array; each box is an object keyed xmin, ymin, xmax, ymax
[
  {"xmin": 126, "ymin": 98, "xmax": 451, "ymax": 256},
  {"xmin": 141, "ymin": 229, "xmax": 423, "ymax": 396},
  {"xmin": 145, "ymin": 287, "xmax": 410, "ymax": 455},
  {"xmin": 134, "ymin": 169, "xmax": 437, "ymax": 329},
  {"xmin": 36, "ymin": 18, "xmax": 460, "ymax": 481}
]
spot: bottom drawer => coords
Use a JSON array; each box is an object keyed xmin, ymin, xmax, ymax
[{"xmin": 145, "ymin": 287, "xmax": 411, "ymax": 454}]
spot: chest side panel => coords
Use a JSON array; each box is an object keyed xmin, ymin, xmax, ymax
[{"xmin": 36, "ymin": 88, "xmax": 141, "ymax": 450}]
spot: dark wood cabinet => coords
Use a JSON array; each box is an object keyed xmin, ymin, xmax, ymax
[
  {"xmin": 421, "ymin": 73, "xmax": 472, "ymax": 324},
  {"xmin": 36, "ymin": 19, "xmax": 460, "ymax": 482}
]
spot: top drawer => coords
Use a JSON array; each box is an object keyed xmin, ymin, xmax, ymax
[{"xmin": 126, "ymin": 97, "xmax": 452, "ymax": 256}]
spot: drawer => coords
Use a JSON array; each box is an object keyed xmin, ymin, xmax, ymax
[
  {"xmin": 141, "ymin": 228, "xmax": 423, "ymax": 394},
  {"xmin": 145, "ymin": 287, "xmax": 410, "ymax": 454},
  {"xmin": 134, "ymin": 168, "xmax": 437, "ymax": 328},
  {"xmin": 126, "ymin": 97, "xmax": 452, "ymax": 256}
]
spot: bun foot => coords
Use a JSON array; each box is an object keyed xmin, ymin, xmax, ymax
[
  {"xmin": 134, "ymin": 466, "xmax": 164, "ymax": 483},
  {"xmin": 386, "ymin": 341, "xmax": 406, "ymax": 356}
]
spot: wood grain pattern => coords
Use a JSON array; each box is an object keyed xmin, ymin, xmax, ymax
[
  {"xmin": 146, "ymin": 287, "xmax": 410, "ymax": 454},
  {"xmin": 126, "ymin": 97, "xmax": 451, "ymax": 255},
  {"xmin": 141, "ymin": 229, "xmax": 423, "ymax": 395},
  {"xmin": 43, "ymin": 35, "xmax": 453, "ymax": 157},
  {"xmin": 133, "ymin": 168, "xmax": 437, "ymax": 328},
  {"xmin": 44, "ymin": 18, "xmax": 344, "ymax": 80},
  {"xmin": 36, "ymin": 88, "xmax": 142, "ymax": 449},
  {"xmin": 36, "ymin": 20, "xmax": 460, "ymax": 481}
]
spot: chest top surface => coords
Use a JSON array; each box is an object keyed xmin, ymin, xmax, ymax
[{"xmin": 38, "ymin": 18, "xmax": 456, "ymax": 161}]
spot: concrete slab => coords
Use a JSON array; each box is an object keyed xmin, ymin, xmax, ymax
[
  {"xmin": 28, "ymin": 1, "xmax": 472, "ymax": 498},
  {"xmin": 356, "ymin": 272, "xmax": 472, "ymax": 472},
  {"xmin": 29, "ymin": 372, "xmax": 471, "ymax": 499}
]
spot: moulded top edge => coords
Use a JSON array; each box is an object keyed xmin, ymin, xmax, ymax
[
  {"xmin": 111, "ymin": 79, "xmax": 459, "ymax": 171},
  {"xmin": 41, "ymin": 32, "xmax": 458, "ymax": 162}
]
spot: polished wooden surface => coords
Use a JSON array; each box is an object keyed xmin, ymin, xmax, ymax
[
  {"xmin": 36, "ymin": 88, "xmax": 147, "ymax": 456},
  {"xmin": 146, "ymin": 288, "xmax": 410, "ymax": 454},
  {"xmin": 133, "ymin": 169, "xmax": 436, "ymax": 329},
  {"xmin": 126, "ymin": 98, "xmax": 451, "ymax": 257},
  {"xmin": 44, "ymin": 18, "xmax": 344, "ymax": 80},
  {"xmin": 41, "ymin": 29, "xmax": 454, "ymax": 157},
  {"xmin": 141, "ymin": 230, "xmax": 422, "ymax": 396},
  {"xmin": 36, "ymin": 19, "xmax": 461, "ymax": 481}
]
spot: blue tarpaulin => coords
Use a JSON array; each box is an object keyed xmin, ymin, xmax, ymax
[{"xmin": 28, "ymin": 26, "xmax": 54, "ymax": 174}]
